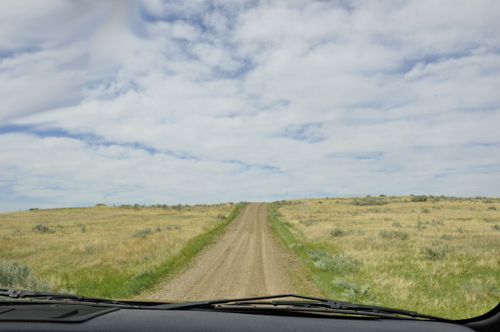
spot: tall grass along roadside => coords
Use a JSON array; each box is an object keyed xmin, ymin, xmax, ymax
[
  {"xmin": 0, "ymin": 202, "xmax": 246, "ymax": 299},
  {"xmin": 268, "ymin": 196, "xmax": 500, "ymax": 320}
]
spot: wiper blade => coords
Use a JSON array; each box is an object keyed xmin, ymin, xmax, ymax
[
  {"xmin": 1, "ymin": 288, "xmax": 84, "ymax": 300},
  {"xmin": 152, "ymin": 293, "xmax": 450, "ymax": 321},
  {"xmin": 0, "ymin": 288, "xmax": 136, "ymax": 308}
]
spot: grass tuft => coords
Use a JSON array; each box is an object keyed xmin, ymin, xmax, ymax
[
  {"xmin": 422, "ymin": 245, "xmax": 448, "ymax": 260},
  {"xmin": 326, "ymin": 227, "xmax": 349, "ymax": 237},
  {"xmin": 379, "ymin": 230, "xmax": 409, "ymax": 240}
]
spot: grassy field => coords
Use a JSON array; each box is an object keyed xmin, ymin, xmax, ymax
[
  {"xmin": 268, "ymin": 195, "xmax": 500, "ymax": 320},
  {"xmin": 0, "ymin": 202, "xmax": 244, "ymax": 298}
]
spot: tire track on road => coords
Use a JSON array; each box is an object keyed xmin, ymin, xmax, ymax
[{"xmin": 146, "ymin": 203, "xmax": 307, "ymax": 301}]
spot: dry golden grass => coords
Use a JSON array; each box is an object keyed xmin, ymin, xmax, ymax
[
  {"xmin": 0, "ymin": 203, "xmax": 234, "ymax": 294},
  {"xmin": 272, "ymin": 196, "xmax": 500, "ymax": 319}
]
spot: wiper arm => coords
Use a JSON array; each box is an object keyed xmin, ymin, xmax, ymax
[
  {"xmin": 1, "ymin": 288, "xmax": 84, "ymax": 300},
  {"xmin": 0, "ymin": 288, "xmax": 135, "ymax": 308},
  {"xmin": 150, "ymin": 294, "xmax": 315, "ymax": 310},
  {"xmin": 218, "ymin": 300, "xmax": 451, "ymax": 321},
  {"xmin": 150, "ymin": 293, "xmax": 322, "ymax": 309},
  {"xmin": 152, "ymin": 293, "xmax": 450, "ymax": 321}
]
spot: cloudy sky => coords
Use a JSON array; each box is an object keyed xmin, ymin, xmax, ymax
[{"xmin": 0, "ymin": 0, "xmax": 499, "ymax": 212}]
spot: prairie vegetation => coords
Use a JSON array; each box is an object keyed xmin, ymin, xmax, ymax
[
  {"xmin": 269, "ymin": 195, "xmax": 500, "ymax": 319},
  {"xmin": 0, "ymin": 202, "xmax": 244, "ymax": 298}
]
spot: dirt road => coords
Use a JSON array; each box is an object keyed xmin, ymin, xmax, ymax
[{"xmin": 146, "ymin": 203, "xmax": 311, "ymax": 301}]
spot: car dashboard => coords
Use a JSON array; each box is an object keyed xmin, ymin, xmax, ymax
[{"xmin": 1, "ymin": 306, "xmax": 496, "ymax": 332}]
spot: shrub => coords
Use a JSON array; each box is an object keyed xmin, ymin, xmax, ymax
[
  {"xmin": 492, "ymin": 224, "xmax": 500, "ymax": 231},
  {"xmin": 422, "ymin": 245, "xmax": 447, "ymax": 260},
  {"xmin": 0, "ymin": 261, "xmax": 51, "ymax": 291},
  {"xmin": 392, "ymin": 221, "xmax": 402, "ymax": 228},
  {"xmin": 299, "ymin": 220, "xmax": 314, "ymax": 226},
  {"xmin": 271, "ymin": 210, "xmax": 283, "ymax": 218},
  {"xmin": 421, "ymin": 208, "xmax": 431, "ymax": 213},
  {"xmin": 32, "ymin": 224, "xmax": 55, "ymax": 234},
  {"xmin": 131, "ymin": 268, "xmax": 155, "ymax": 280},
  {"xmin": 379, "ymin": 230, "xmax": 409, "ymax": 240},
  {"xmin": 76, "ymin": 223, "xmax": 86, "ymax": 232},
  {"xmin": 411, "ymin": 195, "xmax": 428, "ymax": 202},
  {"xmin": 216, "ymin": 214, "xmax": 227, "ymax": 220},
  {"xmin": 415, "ymin": 220, "xmax": 427, "ymax": 231},
  {"xmin": 310, "ymin": 251, "xmax": 363, "ymax": 274},
  {"xmin": 153, "ymin": 226, "xmax": 161, "ymax": 232},
  {"xmin": 440, "ymin": 234, "xmax": 452, "ymax": 240},
  {"xmin": 326, "ymin": 227, "xmax": 346, "ymax": 237},
  {"xmin": 488, "ymin": 206, "xmax": 497, "ymax": 210},
  {"xmin": 132, "ymin": 228, "xmax": 152, "ymax": 239},
  {"xmin": 351, "ymin": 197, "xmax": 388, "ymax": 206},
  {"xmin": 305, "ymin": 247, "xmax": 327, "ymax": 261},
  {"xmin": 96, "ymin": 203, "xmax": 106, "ymax": 206},
  {"xmin": 164, "ymin": 225, "xmax": 182, "ymax": 231},
  {"xmin": 331, "ymin": 278, "xmax": 381, "ymax": 306},
  {"xmin": 461, "ymin": 280, "xmax": 500, "ymax": 301}
]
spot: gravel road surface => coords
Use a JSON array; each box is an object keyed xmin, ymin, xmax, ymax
[{"xmin": 146, "ymin": 203, "xmax": 310, "ymax": 301}]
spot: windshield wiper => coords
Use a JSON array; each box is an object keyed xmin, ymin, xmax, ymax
[
  {"xmin": 151, "ymin": 293, "xmax": 451, "ymax": 321},
  {"xmin": 0, "ymin": 288, "xmax": 137, "ymax": 308}
]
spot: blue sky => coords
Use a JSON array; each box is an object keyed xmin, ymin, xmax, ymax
[{"xmin": 1, "ymin": 0, "xmax": 499, "ymax": 212}]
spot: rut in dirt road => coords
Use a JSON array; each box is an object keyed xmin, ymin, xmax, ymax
[{"xmin": 146, "ymin": 203, "xmax": 300, "ymax": 301}]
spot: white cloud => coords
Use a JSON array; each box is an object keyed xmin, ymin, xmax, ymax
[{"xmin": 1, "ymin": 0, "xmax": 499, "ymax": 212}]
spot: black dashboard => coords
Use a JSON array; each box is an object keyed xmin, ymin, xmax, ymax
[{"xmin": 1, "ymin": 305, "xmax": 499, "ymax": 332}]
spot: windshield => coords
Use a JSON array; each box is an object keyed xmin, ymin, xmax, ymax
[{"xmin": 0, "ymin": 0, "xmax": 499, "ymax": 321}]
